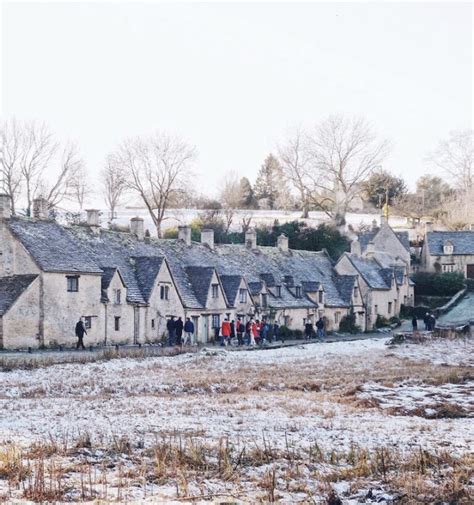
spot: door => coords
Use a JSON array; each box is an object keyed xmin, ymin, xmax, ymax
[
  {"xmin": 467, "ymin": 264, "xmax": 474, "ymax": 279},
  {"xmin": 201, "ymin": 315, "xmax": 209, "ymax": 344}
]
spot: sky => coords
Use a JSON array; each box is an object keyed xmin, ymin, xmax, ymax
[{"xmin": 1, "ymin": 1, "xmax": 473, "ymax": 206}]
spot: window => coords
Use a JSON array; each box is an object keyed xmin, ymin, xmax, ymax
[
  {"xmin": 84, "ymin": 316, "xmax": 92, "ymax": 329},
  {"xmin": 443, "ymin": 244, "xmax": 454, "ymax": 254},
  {"xmin": 295, "ymin": 286, "xmax": 302, "ymax": 298},
  {"xmin": 114, "ymin": 289, "xmax": 121, "ymax": 304},
  {"xmin": 261, "ymin": 293, "xmax": 268, "ymax": 308},
  {"xmin": 353, "ymin": 287, "xmax": 358, "ymax": 299},
  {"xmin": 114, "ymin": 316, "xmax": 120, "ymax": 331},
  {"xmin": 374, "ymin": 305, "xmax": 378, "ymax": 315},
  {"xmin": 335, "ymin": 312, "xmax": 341, "ymax": 324},
  {"xmin": 276, "ymin": 285, "xmax": 282, "ymax": 298},
  {"xmin": 67, "ymin": 276, "xmax": 79, "ymax": 292},
  {"xmin": 211, "ymin": 284, "xmax": 219, "ymax": 298},
  {"xmin": 388, "ymin": 302, "xmax": 392, "ymax": 314},
  {"xmin": 318, "ymin": 290, "xmax": 324, "ymax": 303},
  {"xmin": 151, "ymin": 318, "xmax": 155, "ymax": 329},
  {"xmin": 442, "ymin": 264, "xmax": 455, "ymax": 273},
  {"xmin": 160, "ymin": 285, "xmax": 169, "ymax": 300},
  {"xmin": 212, "ymin": 314, "xmax": 220, "ymax": 328},
  {"xmin": 239, "ymin": 288, "xmax": 247, "ymax": 303}
]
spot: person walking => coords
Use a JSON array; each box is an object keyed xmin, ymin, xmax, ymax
[
  {"xmin": 183, "ymin": 317, "xmax": 195, "ymax": 345},
  {"xmin": 429, "ymin": 313, "xmax": 436, "ymax": 331},
  {"xmin": 75, "ymin": 318, "xmax": 87, "ymax": 350},
  {"xmin": 304, "ymin": 320, "xmax": 313, "ymax": 340},
  {"xmin": 423, "ymin": 312, "xmax": 431, "ymax": 331},
  {"xmin": 250, "ymin": 319, "xmax": 258, "ymax": 346},
  {"xmin": 230, "ymin": 319, "xmax": 236, "ymax": 345},
  {"xmin": 245, "ymin": 320, "xmax": 252, "ymax": 345},
  {"xmin": 175, "ymin": 316, "xmax": 184, "ymax": 347},
  {"xmin": 261, "ymin": 321, "xmax": 270, "ymax": 345},
  {"xmin": 167, "ymin": 316, "xmax": 176, "ymax": 346},
  {"xmin": 411, "ymin": 315, "xmax": 418, "ymax": 332},
  {"xmin": 221, "ymin": 318, "xmax": 231, "ymax": 346},
  {"xmin": 272, "ymin": 321, "xmax": 280, "ymax": 342},
  {"xmin": 316, "ymin": 317, "xmax": 325, "ymax": 340},
  {"xmin": 236, "ymin": 318, "xmax": 244, "ymax": 346}
]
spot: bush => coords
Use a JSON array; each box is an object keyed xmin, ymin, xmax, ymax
[
  {"xmin": 389, "ymin": 316, "xmax": 401, "ymax": 327},
  {"xmin": 338, "ymin": 314, "xmax": 361, "ymax": 334},
  {"xmin": 375, "ymin": 315, "xmax": 390, "ymax": 328},
  {"xmin": 412, "ymin": 272, "xmax": 465, "ymax": 297}
]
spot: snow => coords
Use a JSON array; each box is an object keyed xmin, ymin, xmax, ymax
[{"xmin": 0, "ymin": 336, "xmax": 472, "ymax": 503}]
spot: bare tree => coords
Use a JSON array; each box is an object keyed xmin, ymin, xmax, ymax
[
  {"xmin": 278, "ymin": 126, "xmax": 312, "ymax": 218},
  {"xmin": 279, "ymin": 116, "xmax": 389, "ymax": 227},
  {"xmin": 429, "ymin": 130, "xmax": 473, "ymax": 193},
  {"xmin": 241, "ymin": 213, "xmax": 253, "ymax": 233},
  {"xmin": 111, "ymin": 132, "xmax": 197, "ymax": 237},
  {"xmin": 219, "ymin": 170, "xmax": 241, "ymax": 233},
  {"xmin": 101, "ymin": 154, "xmax": 127, "ymax": 222},
  {"xmin": 0, "ymin": 118, "xmax": 84, "ymax": 215}
]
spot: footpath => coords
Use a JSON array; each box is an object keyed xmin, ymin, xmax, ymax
[{"xmin": 0, "ymin": 331, "xmax": 393, "ymax": 368}]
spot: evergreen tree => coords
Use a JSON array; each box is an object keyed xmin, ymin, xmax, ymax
[
  {"xmin": 239, "ymin": 177, "xmax": 256, "ymax": 208},
  {"xmin": 254, "ymin": 154, "xmax": 284, "ymax": 209}
]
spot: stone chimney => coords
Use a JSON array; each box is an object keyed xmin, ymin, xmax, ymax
[
  {"xmin": 380, "ymin": 214, "xmax": 387, "ymax": 226},
  {"xmin": 178, "ymin": 225, "xmax": 192, "ymax": 246},
  {"xmin": 425, "ymin": 221, "xmax": 433, "ymax": 233},
  {"xmin": 201, "ymin": 228, "xmax": 214, "ymax": 249},
  {"xmin": 33, "ymin": 198, "xmax": 49, "ymax": 220},
  {"xmin": 0, "ymin": 194, "xmax": 12, "ymax": 220},
  {"xmin": 130, "ymin": 217, "xmax": 144, "ymax": 240},
  {"xmin": 277, "ymin": 233, "xmax": 289, "ymax": 252},
  {"xmin": 366, "ymin": 241, "xmax": 375, "ymax": 256},
  {"xmin": 245, "ymin": 229, "xmax": 257, "ymax": 250}
]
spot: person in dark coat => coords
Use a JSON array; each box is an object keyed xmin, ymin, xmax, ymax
[
  {"xmin": 429, "ymin": 313, "xmax": 436, "ymax": 331},
  {"xmin": 412, "ymin": 316, "xmax": 418, "ymax": 331},
  {"xmin": 75, "ymin": 318, "xmax": 87, "ymax": 350},
  {"xmin": 316, "ymin": 317, "xmax": 325, "ymax": 339},
  {"xmin": 167, "ymin": 316, "xmax": 176, "ymax": 346},
  {"xmin": 236, "ymin": 318, "xmax": 244, "ymax": 346},
  {"xmin": 272, "ymin": 321, "xmax": 280, "ymax": 342},
  {"xmin": 245, "ymin": 320, "xmax": 252, "ymax": 345},
  {"xmin": 175, "ymin": 317, "xmax": 184, "ymax": 346},
  {"xmin": 183, "ymin": 317, "xmax": 195, "ymax": 345},
  {"xmin": 230, "ymin": 320, "xmax": 236, "ymax": 344},
  {"xmin": 304, "ymin": 320, "xmax": 313, "ymax": 340},
  {"xmin": 423, "ymin": 312, "xmax": 431, "ymax": 331}
]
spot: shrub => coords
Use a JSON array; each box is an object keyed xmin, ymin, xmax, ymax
[
  {"xmin": 338, "ymin": 314, "xmax": 361, "ymax": 334},
  {"xmin": 412, "ymin": 272, "xmax": 465, "ymax": 297},
  {"xmin": 375, "ymin": 315, "xmax": 390, "ymax": 328},
  {"xmin": 389, "ymin": 316, "xmax": 401, "ymax": 327}
]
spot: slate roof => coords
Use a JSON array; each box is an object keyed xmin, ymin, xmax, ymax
[
  {"xmin": 184, "ymin": 266, "xmax": 216, "ymax": 307},
  {"xmin": 247, "ymin": 281, "xmax": 264, "ymax": 296},
  {"xmin": 358, "ymin": 227, "xmax": 410, "ymax": 253},
  {"xmin": 344, "ymin": 254, "xmax": 391, "ymax": 290},
  {"xmin": 220, "ymin": 275, "xmax": 242, "ymax": 306},
  {"xmin": 395, "ymin": 232, "xmax": 410, "ymax": 252},
  {"xmin": 133, "ymin": 257, "xmax": 164, "ymax": 302},
  {"xmin": 426, "ymin": 231, "xmax": 474, "ymax": 256},
  {"xmin": 8, "ymin": 219, "xmax": 102, "ymax": 274},
  {"xmin": 0, "ymin": 274, "xmax": 38, "ymax": 315},
  {"xmin": 333, "ymin": 275, "xmax": 357, "ymax": 305},
  {"xmin": 301, "ymin": 281, "xmax": 321, "ymax": 293}
]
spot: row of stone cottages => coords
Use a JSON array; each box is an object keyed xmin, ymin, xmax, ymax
[{"xmin": 0, "ymin": 195, "xmax": 414, "ymax": 349}]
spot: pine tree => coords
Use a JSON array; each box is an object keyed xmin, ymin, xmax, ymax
[
  {"xmin": 239, "ymin": 177, "xmax": 256, "ymax": 208},
  {"xmin": 254, "ymin": 154, "xmax": 284, "ymax": 209}
]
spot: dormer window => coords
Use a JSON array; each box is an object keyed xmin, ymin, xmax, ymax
[
  {"xmin": 261, "ymin": 293, "xmax": 268, "ymax": 308},
  {"xmin": 211, "ymin": 284, "xmax": 219, "ymax": 298},
  {"xmin": 443, "ymin": 241, "xmax": 454, "ymax": 254},
  {"xmin": 318, "ymin": 290, "xmax": 324, "ymax": 303},
  {"xmin": 114, "ymin": 289, "xmax": 121, "ymax": 304},
  {"xmin": 295, "ymin": 286, "xmax": 302, "ymax": 298},
  {"xmin": 239, "ymin": 288, "xmax": 247, "ymax": 303},
  {"xmin": 276, "ymin": 285, "xmax": 282, "ymax": 297},
  {"xmin": 353, "ymin": 286, "xmax": 358, "ymax": 299}
]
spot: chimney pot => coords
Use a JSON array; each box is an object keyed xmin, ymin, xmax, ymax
[
  {"xmin": 245, "ymin": 229, "xmax": 257, "ymax": 249},
  {"xmin": 201, "ymin": 228, "xmax": 214, "ymax": 249},
  {"xmin": 178, "ymin": 225, "xmax": 192, "ymax": 246},
  {"xmin": 130, "ymin": 217, "xmax": 144, "ymax": 240},
  {"xmin": 0, "ymin": 193, "xmax": 12, "ymax": 220},
  {"xmin": 277, "ymin": 233, "xmax": 288, "ymax": 252},
  {"xmin": 425, "ymin": 221, "xmax": 433, "ymax": 233},
  {"xmin": 33, "ymin": 198, "xmax": 49, "ymax": 220}
]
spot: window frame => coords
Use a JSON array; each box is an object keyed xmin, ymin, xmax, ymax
[
  {"xmin": 114, "ymin": 288, "xmax": 121, "ymax": 305},
  {"xmin": 114, "ymin": 316, "xmax": 120, "ymax": 331},
  {"xmin": 211, "ymin": 284, "xmax": 219, "ymax": 299},
  {"xmin": 66, "ymin": 275, "xmax": 79, "ymax": 292},
  {"xmin": 295, "ymin": 286, "xmax": 302, "ymax": 298},
  {"xmin": 239, "ymin": 288, "xmax": 247, "ymax": 303},
  {"xmin": 84, "ymin": 316, "xmax": 92, "ymax": 329}
]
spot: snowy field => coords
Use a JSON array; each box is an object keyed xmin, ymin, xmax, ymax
[{"xmin": 0, "ymin": 337, "xmax": 472, "ymax": 503}]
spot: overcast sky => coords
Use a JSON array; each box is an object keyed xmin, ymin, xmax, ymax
[{"xmin": 1, "ymin": 1, "xmax": 472, "ymax": 205}]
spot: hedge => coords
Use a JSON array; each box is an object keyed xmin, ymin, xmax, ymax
[{"xmin": 412, "ymin": 272, "xmax": 465, "ymax": 297}]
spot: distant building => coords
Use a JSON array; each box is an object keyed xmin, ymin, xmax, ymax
[{"xmin": 421, "ymin": 226, "xmax": 474, "ymax": 278}]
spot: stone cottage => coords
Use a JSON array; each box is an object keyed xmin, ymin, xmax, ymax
[
  {"xmin": 421, "ymin": 227, "xmax": 474, "ymax": 278},
  {"xmin": 1, "ymin": 194, "xmax": 410, "ymax": 348}
]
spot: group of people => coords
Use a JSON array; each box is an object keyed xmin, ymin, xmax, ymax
[
  {"xmin": 411, "ymin": 312, "xmax": 437, "ymax": 332},
  {"xmin": 220, "ymin": 318, "xmax": 280, "ymax": 347},
  {"xmin": 304, "ymin": 317, "xmax": 326, "ymax": 340},
  {"xmin": 166, "ymin": 316, "xmax": 196, "ymax": 346}
]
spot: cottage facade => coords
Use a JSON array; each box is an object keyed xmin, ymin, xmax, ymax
[
  {"xmin": 421, "ymin": 230, "xmax": 474, "ymax": 278},
  {"xmin": 1, "ymin": 194, "xmax": 411, "ymax": 348}
]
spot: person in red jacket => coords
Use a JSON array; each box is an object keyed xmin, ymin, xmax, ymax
[{"xmin": 221, "ymin": 318, "xmax": 231, "ymax": 346}]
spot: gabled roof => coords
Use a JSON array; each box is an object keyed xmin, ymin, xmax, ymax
[
  {"xmin": 427, "ymin": 231, "xmax": 474, "ymax": 255},
  {"xmin": 8, "ymin": 219, "xmax": 102, "ymax": 274},
  {"xmin": 248, "ymin": 281, "xmax": 264, "ymax": 296},
  {"xmin": 333, "ymin": 275, "xmax": 357, "ymax": 305},
  {"xmin": 260, "ymin": 273, "xmax": 276, "ymax": 287},
  {"xmin": 344, "ymin": 254, "xmax": 391, "ymax": 290},
  {"xmin": 184, "ymin": 266, "xmax": 216, "ymax": 307},
  {"xmin": 220, "ymin": 275, "xmax": 243, "ymax": 306},
  {"xmin": 133, "ymin": 256, "xmax": 165, "ymax": 302},
  {"xmin": 301, "ymin": 281, "xmax": 321, "ymax": 293},
  {"xmin": 0, "ymin": 274, "xmax": 38, "ymax": 315},
  {"xmin": 358, "ymin": 227, "xmax": 410, "ymax": 253},
  {"xmin": 394, "ymin": 231, "xmax": 410, "ymax": 252}
]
